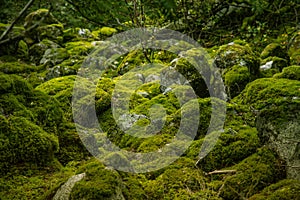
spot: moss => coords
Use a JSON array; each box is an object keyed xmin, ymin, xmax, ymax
[
  {"xmin": 55, "ymin": 123, "xmax": 90, "ymax": 165},
  {"xmin": 224, "ymin": 65, "xmax": 251, "ymax": 98},
  {"xmin": 28, "ymin": 39, "xmax": 60, "ymax": 64},
  {"xmin": 260, "ymin": 56, "xmax": 289, "ymax": 77},
  {"xmin": 121, "ymin": 174, "xmax": 147, "ymax": 200},
  {"xmin": 0, "ymin": 72, "xmax": 32, "ymax": 94},
  {"xmin": 260, "ymin": 43, "xmax": 289, "ymax": 60},
  {"xmin": 248, "ymin": 179, "xmax": 300, "ymax": 200},
  {"xmin": 189, "ymin": 124, "xmax": 260, "ymax": 172},
  {"xmin": 216, "ymin": 147, "xmax": 285, "ymax": 200},
  {"xmin": 117, "ymin": 50, "xmax": 147, "ymax": 75},
  {"xmin": 171, "ymin": 57, "xmax": 209, "ymax": 98},
  {"xmin": 233, "ymin": 78, "xmax": 300, "ymax": 110},
  {"xmin": 0, "ymin": 116, "xmax": 59, "ymax": 174},
  {"xmin": 36, "ymin": 23, "xmax": 64, "ymax": 44},
  {"xmin": 40, "ymin": 48, "xmax": 70, "ymax": 66},
  {"xmin": 290, "ymin": 50, "xmax": 300, "ymax": 65},
  {"xmin": 273, "ymin": 65, "xmax": 300, "ymax": 80},
  {"xmin": 24, "ymin": 9, "xmax": 60, "ymax": 44},
  {"xmin": 214, "ymin": 43, "xmax": 260, "ymax": 75},
  {"xmin": 0, "ymin": 161, "xmax": 77, "ymax": 199},
  {"xmin": 17, "ymin": 40, "xmax": 29, "ymax": 59},
  {"xmin": 36, "ymin": 75, "xmax": 76, "ymax": 121},
  {"xmin": 70, "ymin": 160, "xmax": 124, "ymax": 200},
  {"xmin": 63, "ymin": 28, "xmax": 94, "ymax": 42},
  {"xmin": 65, "ymin": 41, "xmax": 94, "ymax": 57},
  {"xmin": 92, "ymin": 27, "xmax": 118, "ymax": 39},
  {"xmin": 144, "ymin": 167, "xmax": 216, "ymax": 199}
]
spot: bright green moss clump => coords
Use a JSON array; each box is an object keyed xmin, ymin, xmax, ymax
[
  {"xmin": 224, "ymin": 65, "xmax": 251, "ymax": 98},
  {"xmin": 273, "ymin": 65, "xmax": 300, "ymax": 80},
  {"xmin": 70, "ymin": 160, "xmax": 124, "ymax": 200},
  {"xmin": 234, "ymin": 78, "xmax": 300, "ymax": 109},
  {"xmin": 0, "ymin": 116, "xmax": 59, "ymax": 174}
]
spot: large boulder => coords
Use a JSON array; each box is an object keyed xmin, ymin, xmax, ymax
[{"xmin": 234, "ymin": 78, "xmax": 300, "ymax": 180}]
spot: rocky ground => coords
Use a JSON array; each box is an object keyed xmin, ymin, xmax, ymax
[{"xmin": 0, "ymin": 9, "xmax": 300, "ymax": 199}]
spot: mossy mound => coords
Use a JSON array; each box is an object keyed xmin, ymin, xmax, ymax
[
  {"xmin": 36, "ymin": 23, "xmax": 64, "ymax": 44},
  {"xmin": 0, "ymin": 116, "xmax": 59, "ymax": 174},
  {"xmin": 224, "ymin": 64, "xmax": 251, "ymax": 98},
  {"xmin": 65, "ymin": 41, "xmax": 95, "ymax": 57},
  {"xmin": 36, "ymin": 75, "xmax": 76, "ymax": 121},
  {"xmin": 214, "ymin": 43, "xmax": 260, "ymax": 75},
  {"xmin": 260, "ymin": 43, "xmax": 289, "ymax": 60},
  {"xmin": 63, "ymin": 28, "xmax": 95, "ymax": 42},
  {"xmin": 92, "ymin": 27, "xmax": 118, "ymax": 39},
  {"xmin": 213, "ymin": 148, "xmax": 285, "ymax": 200},
  {"xmin": 273, "ymin": 65, "xmax": 300, "ymax": 80},
  {"xmin": 40, "ymin": 47, "xmax": 70, "ymax": 66},
  {"xmin": 70, "ymin": 160, "xmax": 124, "ymax": 199},
  {"xmin": 56, "ymin": 123, "xmax": 90, "ymax": 165},
  {"xmin": 233, "ymin": 78, "xmax": 300, "ymax": 110},
  {"xmin": 259, "ymin": 56, "xmax": 289, "ymax": 77},
  {"xmin": 28, "ymin": 39, "xmax": 60, "ymax": 64},
  {"xmin": 189, "ymin": 124, "xmax": 260, "ymax": 172},
  {"xmin": 248, "ymin": 179, "xmax": 300, "ymax": 200},
  {"xmin": 144, "ymin": 167, "xmax": 220, "ymax": 199}
]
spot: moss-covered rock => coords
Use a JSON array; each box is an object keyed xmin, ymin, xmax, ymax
[
  {"xmin": 260, "ymin": 43, "xmax": 289, "ymax": 61},
  {"xmin": 65, "ymin": 41, "xmax": 94, "ymax": 57},
  {"xmin": 214, "ymin": 148, "xmax": 285, "ymax": 200},
  {"xmin": 70, "ymin": 160, "xmax": 125, "ymax": 199},
  {"xmin": 248, "ymin": 179, "xmax": 300, "ymax": 200},
  {"xmin": 17, "ymin": 40, "xmax": 29, "ymax": 59},
  {"xmin": 224, "ymin": 64, "xmax": 251, "ymax": 98},
  {"xmin": 55, "ymin": 123, "xmax": 90, "ymax": 165},
  {"xmin": 36, "ymin": 75, "xmax": 76, "ymax": 121},
  {"xmin": 290, "ymin": 50, "xmax": 300, "ymax": 65},
  {"xmin": 63, "ymin": 28, "xmax": 94, "ymax": 42},
  {"xmin": 24, "ymin": 9, "xmax": 60, "ymax": 44},
  {"xmin": 233, "ymin": 78, "xmax": 300, "ymax": 110},
  {"xmin": 214, "ymin": 43, "xmax": 260, "ymax": 75},
  {"xmin": 29, "ymin": 39, "xmax": 60, "ymax": 64},
  {"xmin": 189, "ymin": 124, "xmax": 260, "ymax": 172},
  {"xmin": 40, "ymin": 47, "xmax": 69, "ymax": 66},
  {"xmin": 256, "ymin": 103, "xmax": 300, "ymax": 180},
  {"xmin": 0, "ymin": 116, "xmax": 59, "ymax": 174},
  {"xmin": 36, "ymin": 23, "xmax": 64, "ymax": 44},
  {"xmin": 273, "ymin": 65, "xmax": 300, "ymax": 80},
  {"xmin": 259, "ymin": 56, "xmax": 289, "ymax": 77},
  {"xmin": 144, "ymin": 166, "xmax": 220, "ymax": 199},
  {"xmin": 234, "ymin": 77, "xmax": 300, "ymax": 180},
  {"xmin": 92, "ymin": 27, "xmax": 118, "ymax": 39}
]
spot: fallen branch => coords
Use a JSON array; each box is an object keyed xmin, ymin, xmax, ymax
[{"xmin": 207, "ymin": 169, "xmax": 237, "ymax": 175}]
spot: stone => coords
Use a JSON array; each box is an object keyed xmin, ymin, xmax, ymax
[
  {"xmin": 53, "ymin": 173, "xmax": 86, "ymax": 200},
  {"xmin": 40, "ymin": 48, "xmax": 69, "ymax": 66}
]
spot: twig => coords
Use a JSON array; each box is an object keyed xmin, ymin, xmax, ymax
[{"xmin": 207, "ymin": 170, "xmax": 237, "ymax": 175}]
